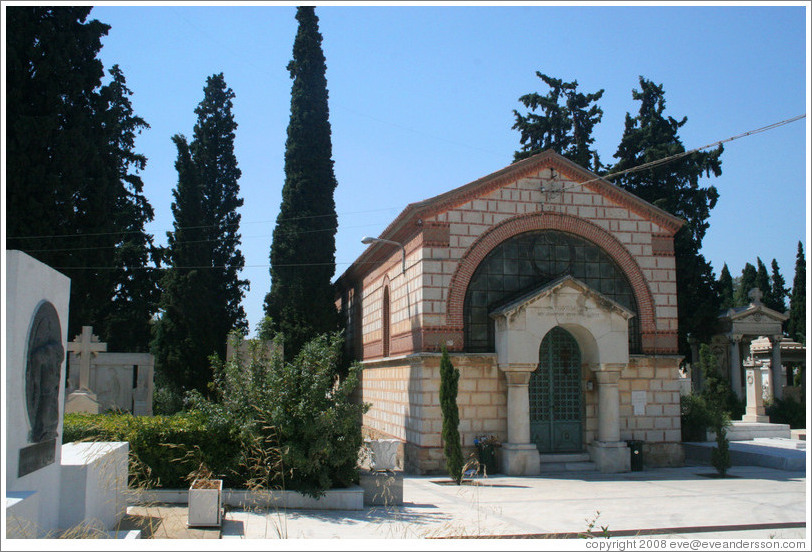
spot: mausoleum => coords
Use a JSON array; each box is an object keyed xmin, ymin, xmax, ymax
[{"xmin": 335, "ymin": 150, "xmax": 686, "ymax": 475}]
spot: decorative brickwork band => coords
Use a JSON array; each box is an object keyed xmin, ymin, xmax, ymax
[{"xmin": 446, "ymin": 211, "xmax": 659, "ymax": 347}]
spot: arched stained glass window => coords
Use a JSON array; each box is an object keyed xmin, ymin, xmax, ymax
[{"xmin": 463, "ymin": 230, "xmax": 641, "ymax": 353}]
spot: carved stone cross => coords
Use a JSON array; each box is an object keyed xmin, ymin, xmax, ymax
[
  {"xmin": 66, "ymin": 326, "xmax": 107, "ymax": 391},
  {"xmin": 748, "ymin": 287, "xmax": 763, "ymax": 305}
]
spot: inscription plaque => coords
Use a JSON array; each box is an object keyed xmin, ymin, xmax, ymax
[{"xmin": 18, "ymin": 439, "xmax": 57, "ymax": 478}]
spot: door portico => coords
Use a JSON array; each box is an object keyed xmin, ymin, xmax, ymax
[{"xmin": 490, "ymin": 276, "xmax": 635, "ymax": 475}]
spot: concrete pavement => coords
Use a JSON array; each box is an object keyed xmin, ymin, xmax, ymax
[{"xmin": 216, "ymin": 464, "xmax": 807, "ymax": 541}]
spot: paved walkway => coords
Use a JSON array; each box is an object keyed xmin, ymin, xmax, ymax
[
  {"xmin": 126, "ymin": 464, "xmax": 808, "ymax": 541},
  {"xmin": 221, "ymin": 465, "xmax": 807, "ymax": 540}
]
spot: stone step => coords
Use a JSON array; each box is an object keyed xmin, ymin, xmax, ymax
[
  {"xmin": 538, "ymin": 452, "xmax": 596, "ymax": 473},
  {"xmin": 683, "ymin": 440, "xmax": 805, "ymax": 471},
  {"xmin": 538, "ymin": 452, "xmax": 591, "ymax": 463},
  {"xmin": 538, "ymin": 461, "xmax": 597, "ymax": 473},
  {"xmin": 724, "ymin": 421, "xmax": 791, "ymax": 441}
]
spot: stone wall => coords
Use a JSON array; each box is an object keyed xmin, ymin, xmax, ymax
[
  {"xmin": 349, "ymin": 160, "xmax": 681, "ymax": 360},
  {"xmin": 360, "ymin": 353, "xmax": 684, "ymax": 474}
]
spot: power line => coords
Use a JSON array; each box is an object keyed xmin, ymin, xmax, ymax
[
  {"xmin": 559, "ymin": 114, "xmax": 806, "ymax": 192},
  {"xmin": 6, "ymin": 206, "xmax": 399, "ymax": 241},
  {"xmin": 8, "ymin": 113, "xmax": 805, "ymax": 255},
  {"xmin": 14, "ymin": 221, "xmax": 390, "ymax": 254}
]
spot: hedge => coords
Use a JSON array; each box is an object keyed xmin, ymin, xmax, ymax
[{"xmin": 62, "ymin": 412, "xmax": 241, "ymax": 489}]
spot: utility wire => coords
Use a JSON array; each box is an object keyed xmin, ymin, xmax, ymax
[
  {"xmin": 6, "ymin": 206, "xmax": 400, "ymax": 241},
  {"xmin": 11, "ymin": 113, "xmax": 806, "ymax": 264},
  {"xmin": 557, "ymin": 114, "xmax": 806, "ymax": 192}
]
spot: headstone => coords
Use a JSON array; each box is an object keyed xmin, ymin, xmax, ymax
[
  {"xmin": 5, "ymin": 251, "xmax": 71, "ymax": 537},
  {"xmin": 742, "ymin": 361, "xmax": 769, "ymax": 423},
  {"xmin": 66, "ymin": 326, "xmax": 107, "ymax": 391},
  {"xmin": 66, "ymin": 330, "xmax": 154, "ymax": 415}
]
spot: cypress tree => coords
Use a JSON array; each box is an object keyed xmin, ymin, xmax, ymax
[
  {"xmin": 191, "ymin": 73, "xmax": 249, "ymax": 339},
  {"xmin": 611, "ymin": 77, "xmax": 723, "ymax": 354},
  {"xmin": 153, "ymin": 74, "xmax": 248, "ymax": 395},
  {"xmin": 734, "ymin": 263, "xmax": 757, "ymax": 306},
  {"xmin": 265, "ymin": 6, "xmax": 340, "ymax": 359},
  {"xmin": 153, "ymin": 136, "xmax": 212, "ymax": 394},
  {"xmin": 718, "ymin": 264, "xmax": 735, "ymax": 310},
  {"xmin": 439, "ymin": 346, "xmax": 464, "ymax": 484},
  {"xmin": 755, "ymin": 258, "xmax": 771, "ymax": 302},
  {"xmin": 513, "ymin": 72, "xmax": 605, "ymax": 171},
  {"xmin": 766, "ymin": 259, "xmax": 788, "ymax": 314},
  {"xmin": 787, "ymin": 242, "xmax": 806, "ymax": 344}
]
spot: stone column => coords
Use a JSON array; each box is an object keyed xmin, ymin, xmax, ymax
[
  {"xmin": 770, "ymin": 335, "xmax": 784, "ymax": 400},
  {"xmin": 728, "ymin": 334, "xmax": 743, "ymax": 400},
  {"xmin": 595, "ymin": 368, "xmax": 622, "ymax": 442},
  {"xmin": 498, "ymin": 364, "xmax": 540, "ymax": 476},
  {"xmin": 587, "ymin": 365, "xmax": 630, "ymax": 473}
]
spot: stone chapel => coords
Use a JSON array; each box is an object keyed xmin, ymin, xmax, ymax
[{"xmin": 335, "ymin": 150, "xmax": 686, "ymax": 475}]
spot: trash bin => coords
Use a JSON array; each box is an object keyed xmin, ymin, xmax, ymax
[
  {"xmin": 627, "ymin": 440, "xmax": 644, "ymax": 471},
  {"xmin": 475, "ymin": 436, "xmax": 499, "ymax": 475}
]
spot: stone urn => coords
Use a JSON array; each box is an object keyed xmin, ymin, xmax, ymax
[
  {"xmin": 187, "ymin": 478, "xmax": 222, "ymax": 527},
  {"xmin": 365, "ymin": 438, "xmax": 400, "ymax": 471}
]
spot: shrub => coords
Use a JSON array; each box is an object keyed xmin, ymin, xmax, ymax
[
  {"xmin": 439, "ymin": 345, "xmax": 463, "ymax": 484},
  {"xmin": 680, "ymin": 393, "xmax": 712, "ymax": 442},
  {"xmin": 709, "ymin": 410, "xmax": 732, "ymax": 477},
  {"xmin": 766, "ymin": 396, "xmax": 806, "ymax": 429},
  {"xmin": 188, "ymin": 323, "xmax": 368, "ymax": 497},
  {"xmin": 698, "ymin": 343, "xmax": 745, "ymax": 420},
  {"xmin": 62, "ymin": 411, "xmax": 240, "ymax": 488}
]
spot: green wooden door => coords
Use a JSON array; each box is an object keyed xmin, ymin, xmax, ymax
[{"xmin": 529, "ymin": 327, "xmax": 583, "ymax": 453}]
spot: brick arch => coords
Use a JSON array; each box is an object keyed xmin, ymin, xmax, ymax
[{"xmin": 446, "ymin": 211, "xmax": 657, "ymax": 337}]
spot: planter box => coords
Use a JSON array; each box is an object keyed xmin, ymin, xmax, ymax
[
  {"xmin": 133, "ymin": 484, "xmax": 364, "ymax": 511},
  {"xmin": 187, "ymin": 479, "xmax": 222, "ymax": 527}
]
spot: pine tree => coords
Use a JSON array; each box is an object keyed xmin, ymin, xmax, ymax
[
  {"xmin": 98, "ymin": 65, "xmax": 161, "ymax": 351},
  {"xmin": 439, "ymin": 346, "xmax": 464, "ymax": 484},
  {"xmin": 265, "ymin": 6, "xmax": 340, "ymax": 359},
  {"xmin": 513, "ymin": 72, "xmax": 605, "ymax": 170},
  {"xmin": 153, "ymin": 74, "xmax": 248, "ymax": 395},
  {"xmin": 6, "ymin": 7, "xmax": 158, "ymax": 350},
  {"xmin": 611, "ymin": 77, "xmax": 723, "ymax": 354},
  {"xmin": 718, "ymin": 264, "xmax": 735, "ymax": 310},
  {"xmin": 787, "ymin": 242, "xmax": 806, "ymax": 344},
  {"xmin": 734, "ymin": 263, "xmax": 757, "ymax": 306}
]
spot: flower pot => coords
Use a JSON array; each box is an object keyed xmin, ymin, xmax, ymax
[{"xmin": 187, "ymin": 478, "xmax": 222, "ymax": 527}]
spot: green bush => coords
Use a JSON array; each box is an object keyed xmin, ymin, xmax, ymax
[
  {"xmin": 766, "ymin": 396, "xmax": 806, "ymax": 429},
  {"xmin": 187, "ymin": 324, "xmax": 369, "ymax": 498},
  {"xmin": 709, "ymin": 409, "xmax": 732, "ymax": 476},
  {"xmin": 698, "ymin": 343, "xmax": 745, "ymax": 420},
  {"xmin": 680, "ymin": 393, "xmax": 712, "ymax": 442},
  {"xmin": 63, "ymin": 411, "xmax": 240, "ymax": 489}
]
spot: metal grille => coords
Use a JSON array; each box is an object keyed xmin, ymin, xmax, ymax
[
  {"xmin": 530, "ymin": 327, "xmax": 582, "ymax": 421},
  {"xmin": 463, "ymin": 230, "xmax": 641, "ymax": 353},
  {"xmin": 530, "ymin": 327, "xmax": 583, "ymax": 452}
]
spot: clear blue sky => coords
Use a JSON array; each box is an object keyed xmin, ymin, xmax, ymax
[{"xmin": 84, "ymin": 2, "xmax": 808, "ymax": 335}]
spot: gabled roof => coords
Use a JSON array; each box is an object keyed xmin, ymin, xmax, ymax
[
  {"xmin": 339, "ymin": 150, "xmax": 685, "ymax": 282},
  {"xmin": 720, "ymin": 303, "xmax": 789, "ymax": 323},
  {"xmin": 489, "ymin": 275, "xmax": 636, "ymax": 321}
]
